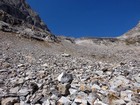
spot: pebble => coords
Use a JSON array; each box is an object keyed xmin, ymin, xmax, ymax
[{"xmin": 61, "ymin": 53, "xmax": 71, "ymax": 57}]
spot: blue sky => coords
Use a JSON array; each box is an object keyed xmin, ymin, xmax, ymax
[{"xmin": 27, "ymin": 0, "xmax": 140, "ymax": 38}]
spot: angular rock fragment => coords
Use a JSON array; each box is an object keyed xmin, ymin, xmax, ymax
[
  {"xmin": 9, "ymin": 87, "xmax": 19, "ymax": 94},
  {"xmin": 57, "ymin": 83, "xmax": 71, "ymax": 96},
  {"xmin": 29, "ymin": 82, "xmax": 39, "ymax": 94},
  {"xmin": 42, "ymin": 99, "xmax": 51, "ymax": 105},
  {"xmin": 79, "ymin": 84, "xmax": 91, "ymax": 93},
  {"xmin": 1, "ymin": 97, "xmax": 19, "ymax": 105},
  {"xmin": 74, "ymin": 92, "xmax": 88, "ymax": 105},
  {"xmin": 61, "ymin": 53, "xmax": 71, "ymax": 57},
  {"xmin": 111, "ymin": 99, "xmax": 126, "ymax": 105},
  {"xmin": 18, "ymin": 88, "xmax": 30, "ymax": 96},
  {"xmin": 57, "ymin": 72, "xmax": 73, "ymax": 84},
  {"xmin": 57, "ymin": 96, "xmax": 71, "ymax": 105},
  {"xmin": 69, "ymin": 88, "xmax": 78, "ymax": 95}
]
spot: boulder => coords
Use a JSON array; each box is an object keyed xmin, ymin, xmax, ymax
[
  {"xmin": 57, "ymin": 72, "xmax": 73, "ymax": 84},
  {"xmin": 57, "ymin": 83, "xmax": 71, "ymax": 96}
]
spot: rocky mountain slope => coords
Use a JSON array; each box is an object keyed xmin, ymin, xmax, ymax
[
  {"xmin": 0, "ymin": 0, "xmax": 49, "ymax": 31},
  {"xmin": 0, "ymin": 0, "xmax": 57, "ymax": 42},
  {"xmin": 121, "ymin": 22, "xmax": 140, "ymax": 39},
  {"xmin": 118, "ymin": 22, "xmax": 140, "ymax": 45},
  {"xmin": 0, "ymin": 0, "xmax": 140, "ymax": 105}
]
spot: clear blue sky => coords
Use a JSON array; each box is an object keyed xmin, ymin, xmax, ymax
[{"xmin": 26, "ymin": 0, "xmax": 140, "ymax": 38}]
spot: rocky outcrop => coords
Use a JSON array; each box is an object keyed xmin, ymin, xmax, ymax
[
  {"xmin": 0, "ymin": 0, "xmax": 49, "ymax": 31},
  {"xmin": 0, "ymin": 0, "xmax": 58, "ymax": 42}
]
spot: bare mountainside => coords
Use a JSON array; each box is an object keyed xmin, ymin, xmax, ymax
[
  {"xmin": 118, "ymin": 22, "xmax": 140, "ymax": 45},
  {"xmin": 0, "ymin": 0, "xmax": 49, "ymax": 31},
  {"xmin": 0, "ymin": 0, "xmax": 140, "ymax": 105},
  {"xmin": 0, "ymin": 0, "xmax": 57, "ymax": 41}
]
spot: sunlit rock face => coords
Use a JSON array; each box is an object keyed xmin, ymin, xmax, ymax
[{"xmin": 0, "ymin": 0, "xmax": 50, "ymax": 31}]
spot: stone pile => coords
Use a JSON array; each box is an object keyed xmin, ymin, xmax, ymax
[{"xmin": 0, "ymin": 52, "xmax": 139, "ymax": 105}]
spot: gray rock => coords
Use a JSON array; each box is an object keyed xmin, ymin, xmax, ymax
[
  {"xmin": 131, "ymin": 93, "xmax": 140, "ymax": 103},
  {"xmin": 120, "ymin": 90, "xmax": 132, "ymax": 102},
  {"xmin": 69, "ymin": 88, "xmax": 78, "ymax": 95},
  {"xmin": 109, "ymin": 76, "xmax": 130, "ymax": 89},
  {"xmin": 50, "ymin": 94, "xmax": 59, "ymax": 100},
  {"xmin": 94, "ymin": 99, "xmax": 108, "ymax": 105},
  {"xmin": 50, "ymin": 88, "xmax": 60, "ymax": 97},
  {"xmin": 71, "ymin": 102, "xmax": 77, "ymax": 105},
  {"xmin": 42, "ymin": 99, "xmax": 51, "ymax": 105},
  {"xmin": 31, "ymin": 93, "xmax": 43, "ymax": 104},
  {"xmin": 57, "ymin": 83, "xmax": 71, "ymax": 96},
  {"xmin": 74, "ymin": 97, "xmax": 88, "ymax": 105},
  {"xmin": 61, "ymin": 53, "xmax": 71, "ymax": 57},
  {"xmin": 29, "ymin": 82, "xmax": 39, "ymax": 94},
  {"xmin": 1, "ymin": 97, "xmax": 19, "ymax": 105},
  {"xmin": 19, "ymin": 101, "xmax": 30, "ymax": 105},
  {"xmin": 17, "ymin": 78, "xmax": 25, "ymax": 84},
  {"xmin": 126, "ymin": 101, "xmax": 140, "ymax": 105},
  {"xmin": 134, "ymin": 74, "xmax": 140, "ymax": 83},
  {"xmin": 50, "ymin": 100, "xmax": 57, "ymax": 105},
  {"xmin": 57, "ymin": 72, "xmax": 73, "ymax": 84},
  {"xmin": 87, "ymin": 93, "xmax": 98, "ymax": 105},
  {"xmin": 0, "ymin": 21, "xmax": 12, "ymax": 32},
  {"xmin": 111, "ymin": 99, "xmax": 126, "ymax": 105},
  {"xmin": 74, "ymin": 92, "xmax": 88, "ymax": 105},
  {"xmin": 57, "ymin": 96, "xmax": 71, "ymax": 105},
  {"xmin": 14, "ymin": 103, "xmax": 20, "ymax": 105},
  {"xmin": 9, "ymin": 87, "xmax": 19, "ymax": 93},
  {"xmin": 18, "ymin": 88, "xmax": 30, "ymax": 96}
]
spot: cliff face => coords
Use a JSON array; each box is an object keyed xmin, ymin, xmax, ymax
[
  {"xmin": 0, "ymin": 0, "xmax": 49, "ymax": 31},
  {"xmin": 0, "ymin": 0, "xmax": 58, "ymax": 42}
]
